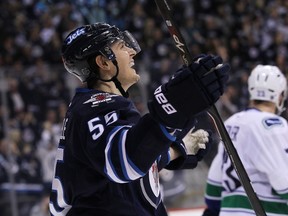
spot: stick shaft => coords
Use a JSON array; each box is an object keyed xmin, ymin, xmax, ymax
[{"xmin": 154, "ymin": 1, "xmax": 267, "ymax": 215}]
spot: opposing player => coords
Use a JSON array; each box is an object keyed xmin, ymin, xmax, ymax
[
  {"xmin": 203, "ymin": 65, "xmax": 288, "ymax": 216},
  {"xmin": 49, "ymin": 22, "xmax": 230, "ymax": 216}
]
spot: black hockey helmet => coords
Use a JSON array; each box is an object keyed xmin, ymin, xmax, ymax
[{"xmin": 61, "ymin": 22, "xmax": 141, "ymax": 83}]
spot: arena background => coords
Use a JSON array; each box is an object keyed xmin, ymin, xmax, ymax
[{"xmin": 1, "ymin": 1, "xmax": 288, "ymax": 215}]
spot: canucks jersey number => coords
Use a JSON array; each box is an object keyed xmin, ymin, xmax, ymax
[{"xmin": 222, "ymin": 125, "xmax": 241, "ymax": 192}]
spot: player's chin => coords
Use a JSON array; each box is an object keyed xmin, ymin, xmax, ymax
[
  {"xmin": 130, "ymin": 68, "xmax": 140, "ymax": 81},
  {"xmin": 126, "ymin": 74, "xmax": 140, "ymax": 89},
  {"xmin": 134, "ymin": 73, "xmax": 140, "ymax": 83},
  {"xmin": 130, "ymin": 72, "xmax": 140, "ymax": 83}
]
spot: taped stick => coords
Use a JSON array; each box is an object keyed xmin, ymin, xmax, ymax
[{"xmin": 154, "ymin": 1, "xmax": 267, "ymax": 215}]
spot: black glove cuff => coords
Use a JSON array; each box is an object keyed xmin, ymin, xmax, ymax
[
  {"xmin": 165, "ymin": 141, "xmax": 187, "ymax": 170},
  {"xmin": 180, "ymin": 155, "xmax": 199, "ymax": 169}
]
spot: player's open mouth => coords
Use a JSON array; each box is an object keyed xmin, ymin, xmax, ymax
[{"xmin": 130, "ymin": 61, "xmax": 135, "ymax": 69}]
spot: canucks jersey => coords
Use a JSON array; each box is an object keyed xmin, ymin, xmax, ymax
[
  {"xmin": 205, "ymin": 108, "xmax": 288, "ymax": 216},
  {"xmin": 49, "ymin": 88, "xmax": 176, "ymax": 216}
]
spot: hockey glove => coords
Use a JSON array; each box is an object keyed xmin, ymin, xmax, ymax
[
  {"xmin": 165, "ymin": 141, "xmax": 191, "ymax": 170},
  {"xmin": 165, "ymin": 129, "xmax": 212, "ymax": 170},
  {"xmin": 148, "ymin": 54, "xmax": 230, "ymax": 129},
  {"xmin": 182, "ymin": 128, "xmax": 209, "ymax": 155}
]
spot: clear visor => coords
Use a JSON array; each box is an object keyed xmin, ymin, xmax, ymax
[
  {"xmin": 122, "ymin": 30, "xmax": 141, "ymax": 54},
  {"xmin": 99, "ymin": 30, "xmax": 141, "ymax": 60}
]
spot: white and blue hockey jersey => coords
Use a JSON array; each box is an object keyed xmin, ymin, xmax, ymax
[{"xmin": 205, "ymin": 108, "xmax": 288, "ymax": 216}]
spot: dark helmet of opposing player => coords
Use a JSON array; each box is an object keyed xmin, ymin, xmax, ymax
[{"xmin": 61, "ymin": 22, "xmax": 141, "ymax": 83}]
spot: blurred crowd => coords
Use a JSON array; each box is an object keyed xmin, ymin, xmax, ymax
[{"xmin": 1, "ymin": 0, "xmax": 288, "ymax": 215}]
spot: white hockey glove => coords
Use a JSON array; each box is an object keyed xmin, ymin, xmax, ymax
[
  {"xmin": 165, "ymin": 120, "xmax": 212, "ymax": 170},
  {"xmin": 182, "ymin": 128, "xmax": 209, "ymax": 155}
]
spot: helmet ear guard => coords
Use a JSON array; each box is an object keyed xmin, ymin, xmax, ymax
[{"xmin": 248, "ymin": 64, "xmax": 287, "ymax": 114}]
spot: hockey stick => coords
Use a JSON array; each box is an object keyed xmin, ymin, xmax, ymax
[{"xmin": 154, "ymin": 1, "xmax": 267, "ymax": 215}]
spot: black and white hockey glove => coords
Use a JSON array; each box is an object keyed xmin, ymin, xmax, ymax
[
  {"xmin": 148, "ymin": 54, "xmax": 230, "ymax": 129},
  {"xmin": 182, "ymin": 128, "xmax": 209, "ymax": 155},
  {"xmin": 166, "ymin": 128, "xmax": 212, "ymax": 170}
]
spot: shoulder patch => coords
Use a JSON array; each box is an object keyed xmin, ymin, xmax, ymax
[
  {"xmin": 262, "ymin": 117, "xmax": 283, "ymax": 129},
  {"xmin": 83, "ymin": 93, "xmax": 117, "ymax": 107}
]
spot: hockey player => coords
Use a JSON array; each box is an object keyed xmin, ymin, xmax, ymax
[
  {"xmin": 203, "ymin": 65, "xmax": 288, "ymax": 216},
  {"xmin": 49, "ymin": 22, "xmax": 230, "ymax": 216}
]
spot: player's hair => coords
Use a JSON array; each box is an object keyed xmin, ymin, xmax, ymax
[
  {"xmin": 248, "ymin": 64, "xmax": 287, "ymax": 114},
  {"xmin": 61, "ymin": 22, "xmax": 141, "ymax": 95}
]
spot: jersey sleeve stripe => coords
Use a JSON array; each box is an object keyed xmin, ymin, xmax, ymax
[
  {"xmin": 104, "ymin": 126, "xmax": 128, "ymax": 183},
  {"xmin": 118, "ymin": 128, "xmax": 145, "ymax": 181},
  {"xmin": 159, "ymin": 124, "xmax": 176, "ymax": 141},
  {"xmin": 167, "ymin": 151, "xmax": 171, "ymax": 164}
]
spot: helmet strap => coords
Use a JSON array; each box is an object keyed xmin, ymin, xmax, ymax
[
  {"xmin": 97, "ymin": 60, "xmax": 129, "ymax": 98},
  {"xmin": 111, "ymin": 60, "xmax": 129, "ymax": 98},
  {"xmin": 88, "ymin": 56, "xmax": 129, "ymax": 98},
  {"xmin": 111, "ymin": 76, "xmax": 129, "ymax": 98}
]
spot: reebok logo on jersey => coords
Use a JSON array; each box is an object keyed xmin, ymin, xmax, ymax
[
  {"xmin": 84, "ymin": 93, "xmax": 116, "ymax": 107},
  {"xmin": 262, "ymin": 117, "xmax": 283, "ymax": 129}
]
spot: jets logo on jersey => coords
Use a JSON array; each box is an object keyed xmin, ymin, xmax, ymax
[
  {"xmin": 84, "ymin": 93, "xmax": 116, "ymax": 107},
  {"xmin": 262, "ymin": 117, "xmax": 283, "ymax": 129}
]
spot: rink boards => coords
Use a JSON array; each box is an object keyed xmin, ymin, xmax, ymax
[{"xmin": 168, "ymin": 207, "xmax": 204, "ymax": 216}]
